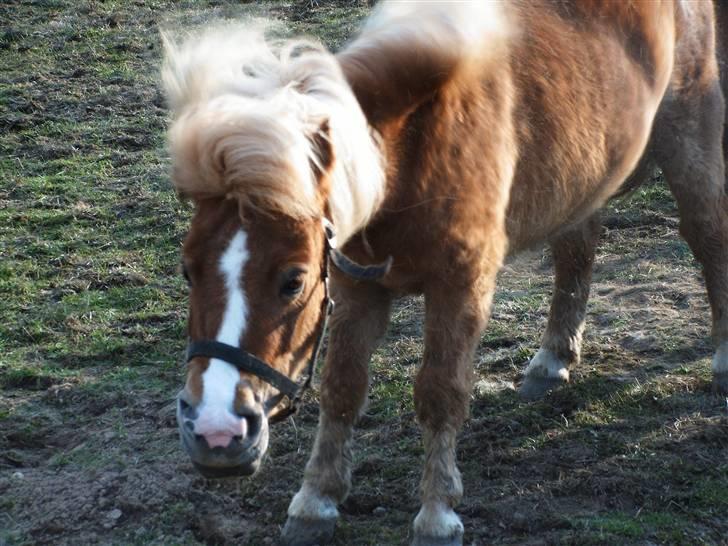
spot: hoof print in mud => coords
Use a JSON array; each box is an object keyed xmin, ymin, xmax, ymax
[
  {"xmin": 712, "ymin": 373, "xmax": 728, "ymax": 395},
  {"xmin": 279, "ymin": 516, "xmax": 336, "ymax": 546},
  {"xmin": 518, "ymin": 376, "xmax": 566, "ymax": 400},
  {"xmin": 411, "ymin": 532, "xmax": 464, "ymax": 546}
]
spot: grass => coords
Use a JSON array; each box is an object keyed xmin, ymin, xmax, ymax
[
  {"xmin": 1, "ymin": 1, "xmax": 727, "ymax": 545},
  {"xmin": 576, "ymin": 510, "xmax": 692, "ymax": 542}
]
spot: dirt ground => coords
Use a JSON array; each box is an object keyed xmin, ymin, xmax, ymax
[{"xmin": 1, "ymin": 1, "xmax": 727, "ymax": 545}]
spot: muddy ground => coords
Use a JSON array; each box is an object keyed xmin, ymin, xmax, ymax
[{"xmin": 1, "ymin": 1, "xmax": 727, "ymax": 545}]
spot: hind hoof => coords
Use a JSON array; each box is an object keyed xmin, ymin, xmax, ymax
[
  {"xmin": 280, "ymin": 516, "xmax": 336, "ymax": 546},
  {"xmin": 712, "ymin": 373, "xmax": 728, "ymax": 395},
  {"xmin": 412, "ymin": 532, "xmax": 463, "ymax": 546},
  {"xmin": 519, "ymin": 376, "xmax": 566, "ymax": 400}
]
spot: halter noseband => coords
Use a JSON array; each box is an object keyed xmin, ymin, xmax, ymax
[{"xmin": 185, "ymin": 219, "xmax": 391, "ymax": 422}]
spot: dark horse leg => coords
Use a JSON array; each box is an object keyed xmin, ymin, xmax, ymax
[
  {"xmin": 654, "ymin": 78, "xmax": 728, "ymax": 394},
  {"xmin": 281, "ymin": 279, "xmax": 391, "ymax": 545},
  {"xmin": 519, "ymin": 214, "xmax": 601, "ymax": 399}
]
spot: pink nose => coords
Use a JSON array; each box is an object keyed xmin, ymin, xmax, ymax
[
  {"xmin": 202, "ymin": 432, "xmax": 236, "ymax": 449},
  {"xmin": 194, "ymin": 413, "xmax": 247, "ymax": 449}
]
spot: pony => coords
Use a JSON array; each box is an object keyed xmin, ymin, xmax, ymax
[{"xmin": 162, "ymin": 1, "xmax": 728, "ymax": 544}]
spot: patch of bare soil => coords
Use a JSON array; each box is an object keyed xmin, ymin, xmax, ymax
[{"xmin": 0, "ymin": 393, "xmax": 273, "ymax": 545}]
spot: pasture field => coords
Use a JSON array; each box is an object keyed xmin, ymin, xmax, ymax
[{"xmin": 1, "ymin": 1, "xmax": 727, "ymax": 544}]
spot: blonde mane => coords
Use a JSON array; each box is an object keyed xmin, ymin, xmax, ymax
[
  {"xmin": 162, "ymin": 4, "xmax": 509, "ymax": 242},
  {"xmin": 162, "ymin": 23, "xmax": 384, "ymax": 243}
]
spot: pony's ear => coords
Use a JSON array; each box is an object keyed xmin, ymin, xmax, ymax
[{"xmin": 309, "ymin": 118, "xmax": 334, "ymax": 182}]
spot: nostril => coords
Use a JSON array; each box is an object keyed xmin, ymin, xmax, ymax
[
  {"xmin": 178, "ymin": 396, "xmax": 198, "ymax": 420},
  {"xmin": 184, "ymin": 420, "xmax": 195, "ymax": 432},
  {"xmin": 242, "ymin": 413, "xmax": 262, "ymax": 443}
]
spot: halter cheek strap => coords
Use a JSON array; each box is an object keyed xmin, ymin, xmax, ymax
[{"xmin": 184, "ymin": 219, "xmax": 391, "ymax": 421}]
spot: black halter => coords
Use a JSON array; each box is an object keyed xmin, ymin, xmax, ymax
[{"xmin": 185, "ymin": 219, "xmax": 391, "ymax": 421}]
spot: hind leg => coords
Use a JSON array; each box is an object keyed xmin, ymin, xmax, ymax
[
  {"xmin": 519, "ymin": 214, "xmax": 601, "ymax": 399},
  {"xmin": 655, "ymin": 81, "xmax": 728, "ymax": 394}
]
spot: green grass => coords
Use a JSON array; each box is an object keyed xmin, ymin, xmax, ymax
[
  {"xmin": 577, "ymin": 510, "xmax": 691, "ymax": 542},
  {"xmin": 0, "ymin": 0, "xmax": 369, "ymax": 394},
  {"xmin": 2, "ymin": 1, "xmax": 727, "ymax": 545},
  {"xmin": 693, "ymin": 474, "xmax": 728, "ymax": 511}
]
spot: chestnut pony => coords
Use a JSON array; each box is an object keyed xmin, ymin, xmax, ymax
[{"xmin": 163, "ymin": 2, "xmax": 728, "ymax": 544}]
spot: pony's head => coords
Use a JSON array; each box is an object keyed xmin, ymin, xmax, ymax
[{"xmin": 162, "ymin": 25, "xmax": 383, "ymax": 477}]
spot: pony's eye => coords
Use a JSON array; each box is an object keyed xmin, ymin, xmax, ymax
[{"xmin": 280, "ymin": 271, "xmax": 305, "ymax": 299}]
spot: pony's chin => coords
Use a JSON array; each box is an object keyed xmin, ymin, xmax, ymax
[{"xmin": 192, "ymin": 460, "xmax": 260, "ymax": 478}]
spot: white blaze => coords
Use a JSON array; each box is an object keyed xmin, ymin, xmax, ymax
[
  {"xmin": 198, "ymin": 229, "xmax": 249, "ymax": 419},
  {"xmin": 215, "ymin": 230, "xmax": 249, "ymax": 347}
]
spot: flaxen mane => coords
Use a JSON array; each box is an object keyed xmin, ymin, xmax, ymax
[
  {"xmin": 161, "ymin": 23, "xmax": 383, "ymax": 242},
  {"xmin": 162, "ymin": 3, "xmax": 509, "ymax": 243}
]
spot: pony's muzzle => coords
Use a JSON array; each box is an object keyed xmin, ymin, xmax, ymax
[{"xmin": 176, "ymin": 391, "xmax": 268, "ymax": 477}]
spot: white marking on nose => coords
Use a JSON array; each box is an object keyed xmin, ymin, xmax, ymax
[
  {"xmin": 215, "ymin": 230, "xmax": 249, "ymax": 347},
  {"xmin": 195, "ymin": 229, "xmax": 249, "ymax": 446}
]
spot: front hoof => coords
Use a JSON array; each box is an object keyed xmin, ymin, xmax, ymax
[
  {"xmin": 712, "ymin": 373, "xmax": 728, "ymax": 395},
  {"xmin": 518, "ymin": 376, "xmax": 566, "ymax": 400},
  {"xmin": 412, "ymin": 532, "xmax": 463, "ymax": 546},
  {"xmin": 280, "ymin": 516, "xmax": 336, "ymax": 546}
]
